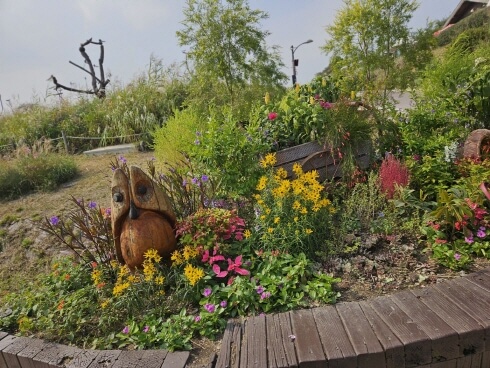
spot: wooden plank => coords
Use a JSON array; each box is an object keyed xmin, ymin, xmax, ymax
[
  {"xmin": 481, "ymin": 351, "xmax": 490, "ymax": 367},
  {"xmin": 215, "ymin": 320, "xmax": 242, "ymax": 368},
  {"xmin": 311, "ymin": 306, "xmax": 357, "ymax": 368},
  {"xmin": 430, "ymin": 360, "xmax": 457, "ymax": 368},
  {"xmin": 239, "ymin": 319, "xmax": 249, "ymax": 368},
  {"xmin": 456, "ymin": 355, "xmax": 472, "ymax": 368},
  {"xmin": 277, "ymin": 312, "xmax": 298, "ymax": 368},
  {"xmin": 86, "ymin": 350, "xmax": 121, "ymax": 368},
  {"xmin": 32, "ymin": 342, "xmax": 80, "ymax": 368},
  {"xmin": 160, "ymin": 350, "xmax": 188, "ymax": 368},
  {"xmin": 410, "ymin": 288, "xmax": 486, "ymax": 356},
  {"xmin": 243, "ymin": 315, "xmax": 267, "ymax": 368},
  {"xmin": 451, "ymin": 278, "xmax": 490, "ymax": 304},
  {"xmin": 0, "ymin": 333, "xmax": 8, "ymax": 341},
  {"xmin": 111, "ymin": 350, "xmax": 146, "ymax": 368},
  {"xmin": 391, "ymin": 290, "xmax": 460, "ymax": 361},
  {"xmin": 469, "ymin": 352, "xmax": 482, "ymax": 368},
  {"xmin": 367, "ymin": 295, "xmax": 432, "ymax": 367},
  {"xmin": 358, "ymin": 301, "xmax": 405, "ymax": 368},
  {"xmin": 464, "ymin": 270, "xmax": 490, "ymax": 292},
  {"xmin": 16, "ymin": 337, "xmax": 48, "ymax": 368},
  {"xmin": 290, "ymin": 309, "xmax": 326, "ymax": 368},
  {"xmin": 335, "ymin": 302, "xmax": 386, "ymax": 368},
  {"xmin": 2, "ymin": 336, "xmax": 31, "ymax": 368},
  {"xmin": 275, "ymin": 142, "xmax": 324, "ymax": 166},
  {"xmin": 65, "ymin": 350, "xmax": 100, "ymax": 368},
  {"xmin": 430, "ymin": 281, "xmax": 490, "ymax": 347},
  {"xmin": 266, "ymin": 313, "xmax": 298, "ymax": 368}
]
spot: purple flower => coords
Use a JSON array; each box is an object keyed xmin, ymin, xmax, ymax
[
  {"xmin": 201, "ymin": 174, "xmax": 209, "ymax": 182},
  {"xmin": 49, "ymin": 216, "xmax": 60, "ymax": 226},
  {"xmin": 196, "ymin": 131, "xmax": 202, "ymax": 136},
  {"xmin": 143, "ymin": 325, "xmax": 149, "ymax": 333},
  {"xmin": 465, "ymin": 235, "xmax": 474, "ymax": 244},
  {"xmin": 477, "ymin": 227, "xmax": 486, "ymax": 238},
  {"xmin": 182, "ymin": 179, "xmax": 188, "ymax": 187},
  {"xmin": 192, "ymin": 177, "xmax": 199, "ymax": 185},
  {"xmin": 204, "ymin": 303, "xmax": 215, "ymax": 313},
  {"xmin": 454, "ymin": 253, "xmax": 461, "ymax": 261},
  {"xmin": 194, "ymin": 316, "xmax": 201, "ymax": 322},
  {"xmin": 220, "ymin": 300, "xmax": 227, "ymax": 308},
  {"xmin": 260, "ymin": 291, "xmax": 271, "ymax": 300},
  {"xmin": 203, "ymin": 288, "xmax": 212, "ymax": 297},
  {"xmin": 118, "ymin": 155, "xmax": 127, "ymax": 164},
  {"xmin": 122, "ymin": 326, "xmax": 129, "ymax": 334},
  {"xmin": 87, "ymin": 201, "xmax": 97, "ymax": 209},
  {"xmin": 194, "ymin": 139, "xmax": 201, "ymax": 145},
  {"xmin": 105, "ymin": 208, "xmax": 111, "ymax": 217},
  {"xmin": 256, "ymin": 285, "xmax": 264, "ymax": 294}
]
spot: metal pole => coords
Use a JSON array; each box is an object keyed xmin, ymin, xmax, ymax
[{"xmin": 290, "ymin": 39, "xmax": 313, "ymax": 86}]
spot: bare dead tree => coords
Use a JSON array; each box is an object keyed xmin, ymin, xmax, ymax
[{"xmin": 49, "ymin": 38, "xmax": 110, "ymax": 99}]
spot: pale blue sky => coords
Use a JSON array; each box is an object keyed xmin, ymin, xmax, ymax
[{"xmin": 0, "ymin": 0, "xmax": 460, "ymax": 107}]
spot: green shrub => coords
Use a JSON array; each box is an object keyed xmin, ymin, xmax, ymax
[
  {"xmin": 0, "ymin": 154, "xmax": 78, "ymax": 200},
  {"xmin": 437, "ymin": 7, "xmax": 490, "ymax": 47}
]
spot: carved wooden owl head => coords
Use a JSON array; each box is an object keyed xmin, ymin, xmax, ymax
[{"xmin": 111, "ymin": 165, "xmax": 177, "ymax": 268}]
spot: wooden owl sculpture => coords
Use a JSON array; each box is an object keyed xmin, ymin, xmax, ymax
[{"xmin": 111, "ymin": 165, "xmax": 177, "ymax": 269}]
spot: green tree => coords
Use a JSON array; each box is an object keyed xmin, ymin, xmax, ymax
[
  {"xmin": 322, "ymin": 0, "xmax": 419, "ymax": 104},
  {"xmin": 177, "ymin": 0, "xmax": 287, "ymax": 119}
]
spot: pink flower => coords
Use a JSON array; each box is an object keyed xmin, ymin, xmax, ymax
[
  {"xmin": 202, "ymin": 249, "xmax": 225, "ymax": 265},
  {"xmin": 143, "ymin": 326, "xmax": 149, "ymax": 333},
  {"xmin": 195, "ymin": 316, "xmax": 201, "ymax": 322},
  {"xmin": 203, "ymin": 288, "xmax": 212, "ymax": 297},
  {"xmin": 204, "ymin": 303, "xmax": 215, "ymax": 313},
  {"xmin": 227, "ymin": 255, "xmax": 250, "ymax": 276},
  {"xmin": 122, "ymin": 326, "xmax": 129, "ymax": 334},
  {"xmin": 268, "ymin": 112, "xmax": 278, "ymax": 120},
  {"xmin": 454, "ymin": 253, "xmax": 461, "ymax": 261}
]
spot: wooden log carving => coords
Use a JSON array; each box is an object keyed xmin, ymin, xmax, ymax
[
  {"xmin": 111, "ymin": 166, "xmax": 177, "ymax": 268},
  {"xmin": 463, "ymin": 129, "xmax": 490, "ymax": 159}
]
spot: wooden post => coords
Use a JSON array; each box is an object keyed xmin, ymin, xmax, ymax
[{"xmin": 61, "ymin": 131, "xmax": 69, "ymax": 154}]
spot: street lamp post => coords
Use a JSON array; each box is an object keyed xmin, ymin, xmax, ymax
[{"xmin": 291, "ymin": 39, "xmax": 313, "ymax": 86}]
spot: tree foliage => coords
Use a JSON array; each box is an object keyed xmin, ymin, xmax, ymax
[
  {"xmin": 322, "ymin": 0, "xmax": 420, "ymax": 103},
  {"xmin": 177, "ymin": 0, "xmax": 287, "ymax": 119}
]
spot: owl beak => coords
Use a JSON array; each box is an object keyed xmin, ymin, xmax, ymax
[{"xmin": 129, "ymin": 200, "xmax": 139, "ymax": 220}]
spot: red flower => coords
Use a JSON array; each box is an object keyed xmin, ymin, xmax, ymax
[{"xmin": 268, "ymin": 112, "xmax": 278, "ymax": 120}]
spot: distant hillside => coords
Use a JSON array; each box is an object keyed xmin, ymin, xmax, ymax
[{"xmin": 437, "ymin": 6, "xmax": 490, "ymax": 46}]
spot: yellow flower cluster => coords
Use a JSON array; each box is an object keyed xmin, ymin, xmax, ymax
[
  {"xmin": 184, "ymin": 264, "xmax": 204, "ymax": 286},
  {"xmin": 91, "ymin": 267, "xmax": 102, "ymax": 286},
  {"xmin": 112, "ymin": 264, "xmax": 131, "ymax": 297},
  {"xmin": 260, "ymin": 153, "xmax": 277, "ymax": 168},
  {"xmin": 170, "ymin": 245, "xmax": 199, "ymax": 267}
]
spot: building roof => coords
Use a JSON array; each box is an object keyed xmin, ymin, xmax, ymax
[{"xmin": 443, "ymin": 0, "xmax": 489, "ymax": 28}]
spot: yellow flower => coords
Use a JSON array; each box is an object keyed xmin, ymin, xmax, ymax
[
  {"xmin": 244, "ymin": 229, "xmax": 252, "ymax": 239},
  {"xmin": 155, "ymin": 276, "xmax": 165, "ymax": 285},
  {"xmin": 113, "ymin": 281, "xmax": 130, "ymax": 296},
  {"xmin": 292, "ymin": 163, "xmax": 303, "ymax": 176},
  {"xmin": 171, "ymin": 250, "xmax": 184, "ymax": 266},
  {"xmin": 143, "ymin": 260, "xmax": 156, "ymax": 281},
  {"xmin": 260, "ymin": 215, "xmax": 266, "ymax": 220},
  {"xmin": 184, "ymin": 264, "xmax": 204, "ymax": 286},
  {"xmin": 293, "ymin": 200, "xmax": 301, "ymax": 210},
  {"xmin": 128, "ymin": 274, "xmax": 138, "ymax": 283},
  {"xmin": 183, "ymin": 245, "xmax": 199, "ymax": 261},
  {"xmin": 274, "ymin": 217, "xmax": 280, "ymax": 224},
  {"xmin": 266, "ymin": 208, "xmax": 271, "ymax": 215},
  {"xmin": 91, "ymin": 269, "xmax": 102, "ymax": 286},
  {"xmin": 300, "ymin": 207, "xmax": 308, "ymax": 215},
  {"xmin": 309, "ymin": 96, "xmax": 315, "ymax": 105},
  {"xmin": 101, "ymin": 300, "xmax": 109, "ymax": 309},
  {"xmin": 305, "ymin": 228, "xmax": 313, "ymax": 235},
  {"xmin": 259, "ymin": 153, "xmax": 277, "ymax": 168},
  {"xmin": 294, "ymin": 216, "xmax": 299, "ymax": 222},
  {"xmin": 264, "ymin": 92, "xmax": 270, "ymax": 104},
  {"xmin": 275, "ymin": 167, "xmax": 288, "ymax": 179},
  {"xmin": 268, "ymin": 227, "xmax": 274, "ymax": 233},
  {"xmin": 256, "ymin": 176, "xmax": 268, "ymax": 191},
  {"xmin": 144, "ymin": 248, "xmax": 162, "ymax": 263}
]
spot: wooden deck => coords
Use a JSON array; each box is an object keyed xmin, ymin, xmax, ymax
[{"xmin": 215, "ymin": 268, "xmax": 490, "ymax": 368}]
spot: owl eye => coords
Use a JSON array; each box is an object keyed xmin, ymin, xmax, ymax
[
  {"xmin": 113, "ymin": 192, "xmax": 124, "ymax": 202},
  {"xmin": 136, "ymin": 185, "xmax": 147, "ymax": 195}
]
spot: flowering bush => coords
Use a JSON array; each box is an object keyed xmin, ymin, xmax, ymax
[
  {"xmin": 249, "ymin": 153, "xmax": 336, "ymax": 256},
  {"xmin": 378, "ymin": 155, "xmax": 410, "ymax": 199}
]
